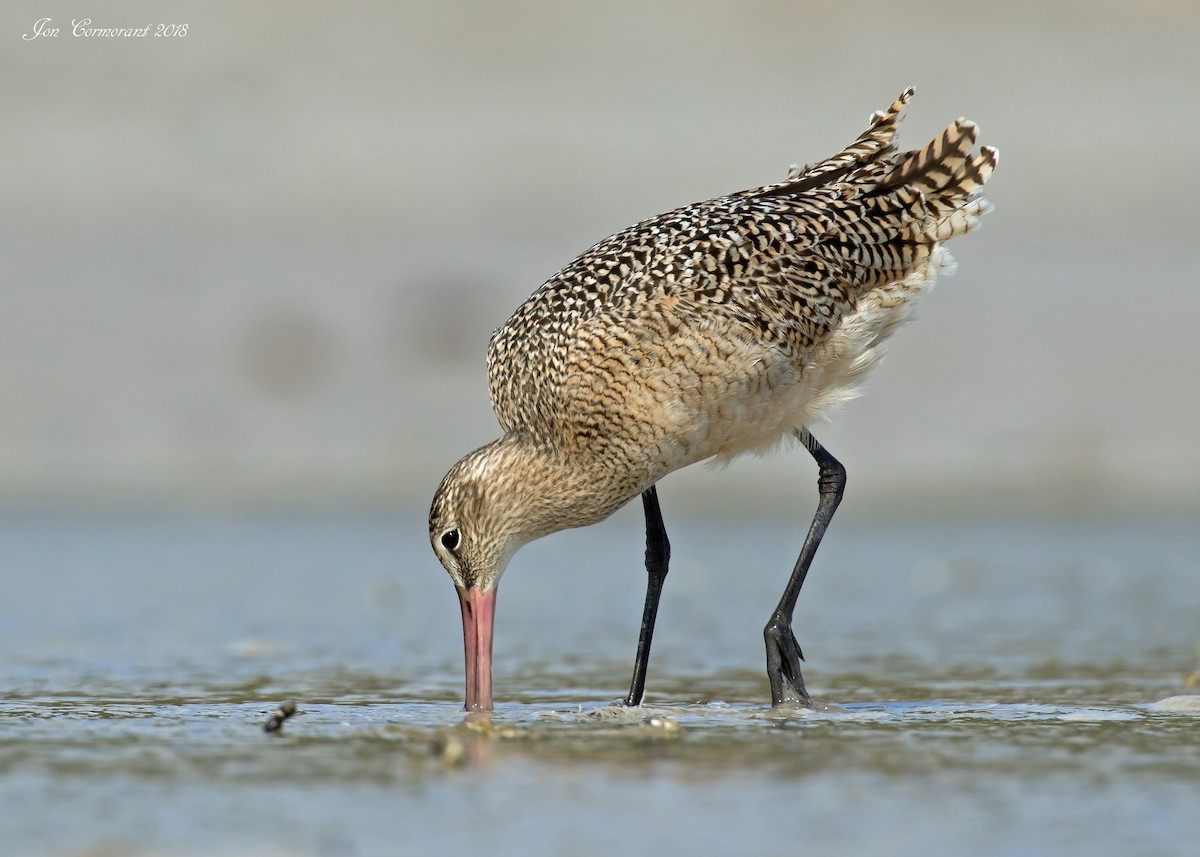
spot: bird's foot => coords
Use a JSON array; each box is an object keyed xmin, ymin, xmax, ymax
[{"xmin": 764, "ymin": 617, "xmax": 813, "ymax": 708}]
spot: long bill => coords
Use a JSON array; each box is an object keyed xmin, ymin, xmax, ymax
[{"xmin": 457, "ymin": 585, "xmax": 497, "ymax": 711}]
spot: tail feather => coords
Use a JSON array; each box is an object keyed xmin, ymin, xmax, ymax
[
  {"xmin": 773, "ymin": 87, "xmax": 914, "ymax": 193},
  {"xmin": 883, "ymin": 118, "xmax": 978, "ymax": 196},
  {"xmin": 875, "ymin": 105, "xmax": 999, "ymax": 249},
  {"xmin": 911, "ymin": 146, "xmax": 999, "ymax": 241},
  {"xmin": 749, "ymin": 88, "xmax": 997, "ymax": 293},
  {"xmin": 822, "ymin": 95, "xmax": 997, "ymax": 287}
]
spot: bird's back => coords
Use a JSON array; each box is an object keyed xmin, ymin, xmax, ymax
[{"xmin": 486, "ymin": 89, "xmax": 996, "ymax": 490}]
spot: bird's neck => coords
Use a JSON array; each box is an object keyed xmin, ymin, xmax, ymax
[{"xmin": 478, "ymin": 435, "xmax": 642, "ymax": 544}]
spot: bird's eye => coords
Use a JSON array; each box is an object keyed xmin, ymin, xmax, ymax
[{"xmin": 440, "ymin": 529, "xmax": 461, "ymax": 552}]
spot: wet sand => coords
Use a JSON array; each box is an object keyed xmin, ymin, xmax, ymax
[{"xmin": 2, "ymin": 514, "xmax": 1198, "ymax": 855}]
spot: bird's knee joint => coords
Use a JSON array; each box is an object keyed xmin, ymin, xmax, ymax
[{"xmin": 818, "ymin": 461, "xmax": 847, "ymax": 497}]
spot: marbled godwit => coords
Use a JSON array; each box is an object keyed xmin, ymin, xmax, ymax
[{"xmin": 430, "ymin": 88, "xmax": 997, "ymax": 710}]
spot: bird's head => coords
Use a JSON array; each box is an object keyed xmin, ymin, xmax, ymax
[
  {"xmin": 429, "ymin": 439, "xmax": 534, "ymax": 711},
  {"xmin": 430, "ymin": 435, "xmax": 630, "ymax": 710},
  {"xmin": 429, "ymin": 444, "xmax": 521, "ymax": 594}
]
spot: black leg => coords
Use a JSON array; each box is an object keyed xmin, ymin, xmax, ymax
[
  {"xmin": 625, "ymin": 484, "xmax": 671, "ymax": 706},
  {"xmin": 764, "ymin": 429, "xmax": 846, "ymax": 707}
]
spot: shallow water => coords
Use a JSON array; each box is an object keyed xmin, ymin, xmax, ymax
[{"xmin": 2, "ymin": 514, "xmax": 1198, "ymax": 856}]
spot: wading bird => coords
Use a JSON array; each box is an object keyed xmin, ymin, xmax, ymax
[{"xmin": 429, "ymin": 88, "xmax": 997, "ymax": 710}]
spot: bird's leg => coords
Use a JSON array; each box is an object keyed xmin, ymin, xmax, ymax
[
  {"xmin": 625, "ymin": 484, "xmax": 671, "ymax": 707},
  {"xmin": 764, "ymin": 429, "xmax": 846, "ymax": 707}
]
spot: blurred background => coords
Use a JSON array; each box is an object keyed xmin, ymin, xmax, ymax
[{"xmin": 3, "ymin": 0, "xmax": 1198, "ymax": 520}]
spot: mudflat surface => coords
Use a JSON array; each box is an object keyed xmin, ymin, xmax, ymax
[{"xmin": 3, "ymin": 515, "xmax": 1197, "ymax": 855}]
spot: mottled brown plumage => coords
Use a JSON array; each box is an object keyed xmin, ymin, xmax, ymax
[{"xmin": 430, "ymin": 88, "xmax": 997, "ymax": 710}]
